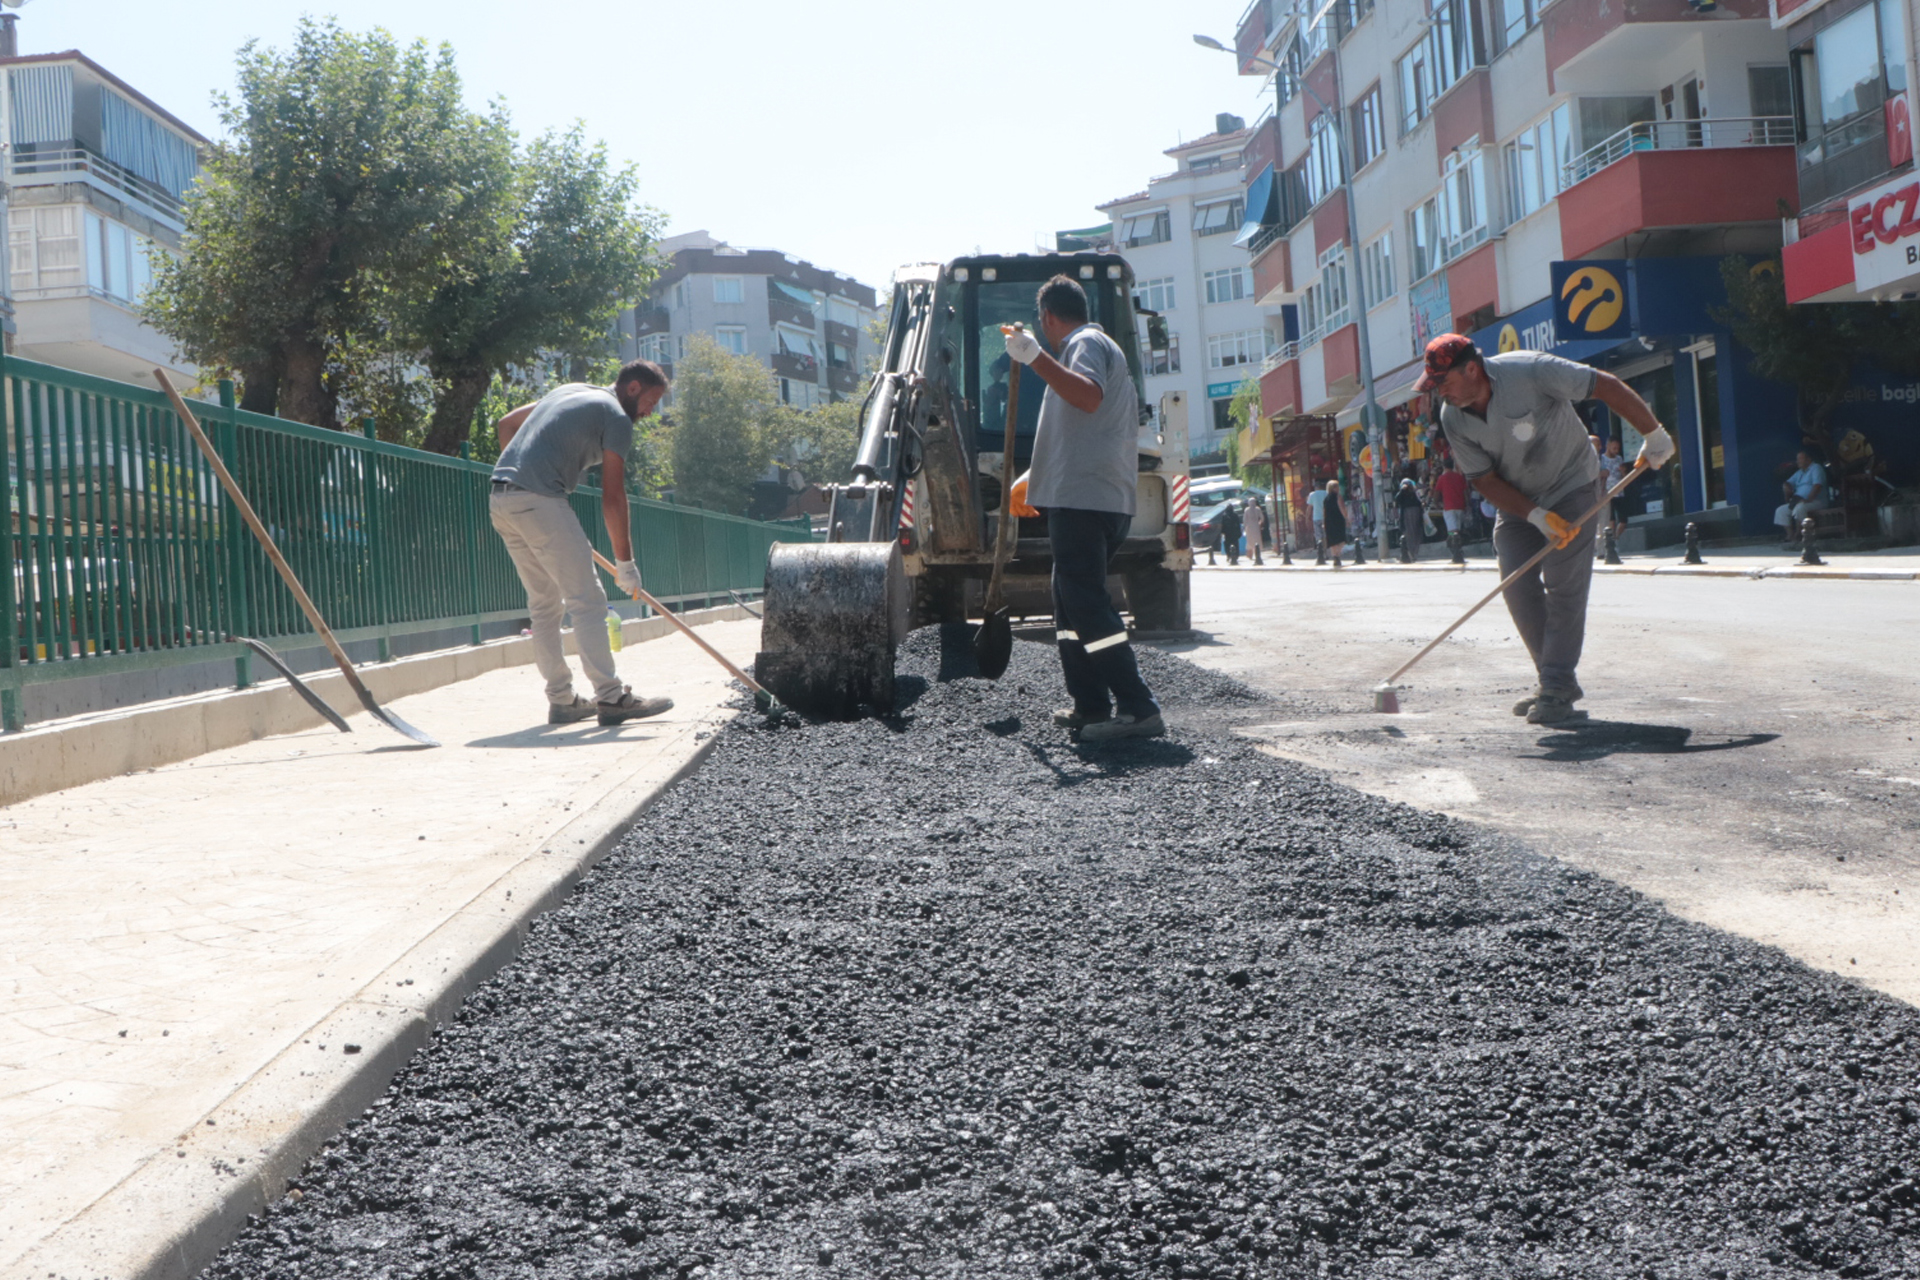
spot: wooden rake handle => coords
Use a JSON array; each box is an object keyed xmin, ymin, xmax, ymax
[
  {"xmin": 155, "ymin": 371, "xmax": 369, "ymax": 699},
  {"xmin": 589, "ymin": 548, "xmax": 771, "ymax": 699},
  {"xmin": 1380, "ymin": 459, "xmax": 1650, "ymax": 689},
  {"xmin": 984, "ymin": 340, "xmax": 1023, "ymax": 613}
]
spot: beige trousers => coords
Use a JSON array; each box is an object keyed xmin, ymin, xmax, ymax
[{"xmin": 488, "ymin": 489, "xmax": 622, "ymax": 704}]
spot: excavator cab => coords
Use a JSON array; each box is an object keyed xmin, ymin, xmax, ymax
[{"xmin": 757, "ymin": 253, "xmax": 1184, "ymax": 720}]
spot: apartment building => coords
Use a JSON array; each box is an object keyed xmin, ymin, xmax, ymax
[
  {"xmin": 1779, "ymin": 0, "xmax": 1917, "ymax": 305},
  {"xmin": 1073, "ymin": 116, "xmax": 1293, "ymax": 463},
  {"xmin": 1223, "ymin": 0, "xmax": 1833, "ymax": 545},
  {"xmin": 2, "ymin": 47, "xmax": 202, "ymax": 385},
  {"xmin": 618, "ymin": 231, "xmax": 881, "ymax": 410}
]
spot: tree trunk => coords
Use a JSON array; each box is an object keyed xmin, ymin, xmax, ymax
[
  {"xmin": 421, "ymin": 363, "xmax": 493, "ymax": 456},
  {"xmin": 279, "ymin": 336, "xmax": 340, "ymax": 431},
  {"xmin": 237, "ymin": 356, "xmax": 281, "ymax": 416}
]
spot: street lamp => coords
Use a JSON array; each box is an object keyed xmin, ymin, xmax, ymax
[{"xmin": 1195, "ymin": 21, "xmax": 1389, "ymax": 563}]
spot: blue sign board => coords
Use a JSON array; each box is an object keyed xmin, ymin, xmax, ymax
[
  {"xmin": 1206, "ymin": 380, "xmax": 1243, "ymax": 400},
  {"xmin": 1551, "ymin": 260, "xmax": 1632, "ymax": 342},
  {"xmin": 1470, "ymin": 296, "xmax": 1622, "ymax": 364}
]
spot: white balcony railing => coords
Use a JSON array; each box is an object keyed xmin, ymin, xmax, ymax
[
  {"xmin": 1261, "ymin": 342, "xmax": 1301, "ymax": 375},
  {"xmin": 1563, "ymin": 116, "xmax": 1794, "ymax": 188},
  {"xmin": 10, "ymin": 145, "xmax": 187, "ymax": 222}
]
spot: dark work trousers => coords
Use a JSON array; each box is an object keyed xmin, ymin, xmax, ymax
[
  {"xmin": 1492, "ymin": 476, "xmax": 1603, "ymax": 698},
  {"xmin": 1047, "ymin": 507, "xmax": 1159, "ymax": 720},
  {"xmin": 1401, "ymin": 508, "xmax": 1423, "ymax": 561}
]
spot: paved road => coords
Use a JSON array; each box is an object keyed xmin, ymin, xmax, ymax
[{"xmin": 1177, "ymin": 564, "xmax": 1920, "ymax": 1007}]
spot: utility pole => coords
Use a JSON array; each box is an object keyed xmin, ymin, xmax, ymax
[{"xmin": 1196, "ymin": 7, "xmax": 1388, "ymax": 560}]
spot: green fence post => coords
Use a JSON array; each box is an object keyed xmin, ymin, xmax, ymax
[
  {"xmin": 1, "ymin": 351, "xmax": 20, "ymax": 732},
  {"xmin": 217, "ymin": 380, "xmax": 252, "ymax": 690},
  {"xmin": 459, "ymin": 441, "xmax": 483, "ymax": 646},
  {"xmin": 360, "ymin": 417, "xmax": 393, "ymax": 662}
]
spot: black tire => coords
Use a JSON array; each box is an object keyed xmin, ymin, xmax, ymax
[
  {"xmin": 1124, "ymin": 562, "xmax": 1190, "ymax": 632},
  {"xmin": 910, "ymin": 570, "xmax": 968, "ymax": 629}
]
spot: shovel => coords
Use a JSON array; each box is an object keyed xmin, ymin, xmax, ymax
[
  {"xmin": 972, "ymin": 336, "xmax": 1023, "ymax": 680},
  {"xmin": 154, "ymin": 371, "xmax": 439, "ymax": 747},
  {"xmin": 588, "ymin": 548, "xmax": 787, "ymax": 716}
]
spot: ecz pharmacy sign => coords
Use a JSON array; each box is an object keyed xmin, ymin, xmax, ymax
[{"xmin": 1851, "ymin": 171, "xmax": 1920, "ymax": 294}]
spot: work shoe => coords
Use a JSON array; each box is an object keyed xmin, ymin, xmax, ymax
[
  {"xmin": 1512, "ymin": 682, "xmax": 1583, "ymax": 717},
  {"xmin": 597, "ymin": 688, "xmax": 674, "ymax": 726},
  {"xmin": 1053, "ymin": 706, "xmax": 1111, "ymax": 730},
  {"xmin": 1077, "ymin": 710, "xmax": 1166, "ymax": 743},
  {"xmin": 548, "ymin": 695, "xmax": 597, "ymax": 724},
  {"xmin": 1526, "ymin": 693, "xmax": 1584, "ymax": 725}
]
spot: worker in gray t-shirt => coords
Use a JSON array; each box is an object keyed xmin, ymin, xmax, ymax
[
  {"xmin": 1422, "ymin": 335, "xmax": 1676, "ymax": 724},
  {"xmin": 489, "ymin": 363, "xmax": 675, "ymax": 727},
  {"xmin": 1003, "ymin": 274, "xmax": 1161, "ymax": 742}
]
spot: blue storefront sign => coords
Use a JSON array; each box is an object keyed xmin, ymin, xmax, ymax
[
  {"xmin": 1469, "ymin": 297, "xmax": 1622, "ymax": 364},
  {"xmin": 1551, "ymin": 260, "xmax": 1632, "ymax": 341},
  {"xmin": 1206, "ymin": 380, "xmax": 1243, "ymax": 400}
]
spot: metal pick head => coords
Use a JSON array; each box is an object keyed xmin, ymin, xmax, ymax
[{"xmin": 1372, "ymin": 684, "xmax": 1401, "ymax": 714}]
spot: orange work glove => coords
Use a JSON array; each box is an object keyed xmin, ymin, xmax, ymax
[
  {"xmin": 1009, "ymin": 470, "xmax": 1039, "ymax": 518},
  {"xmin": 1526, "ymin": 506, "xmax": 1579, "ymax": 550}
]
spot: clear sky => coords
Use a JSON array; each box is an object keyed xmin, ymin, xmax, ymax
[{"xmin": 19, "ymin": 1, "xmax": 1275, "ymax": 297}]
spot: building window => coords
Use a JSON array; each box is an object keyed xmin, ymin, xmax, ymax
[
  {"xmin": 1503, "ymin": 104, "xmax": 1572, "ymax": 223},
  {"xmin": 1360, "ymin": 234, "xmax": 1395, "ymax": 309},
  {"xmin": 1121, "ymin": 210, "xmax": 1171, "ymax": 248},
  {"xmin": 637, "ymin": 333, "xmax": 674, "ymax": 364},
  {"xmin": 1133, "ymin": 275, "xmax": 1176, "ymax": 312},
  {"xmin": 1350, "ymin": 86, "xmax": 1386, "ymax": 170},
  {"xmin": 712, "ymin": 276, "xmax": 744, "ymax": 305},
  {"xmin": 1206, "ymin": 329, "xmax": 1266, "ymax": 369},
  {"xmin": 1395, "ymin": 0, "xmax": 1487, "ymax": 134},
  {"xmin": 827, "ymin": 340, "xmax": 852, "ymax": 367},
  {"xmin": 1492, "ymin": 0, "xmax": 1537, "ymax": 56},
  {"xmin": 9, "ymin": 206, "xmax": 85, "ymax": 292},
  {"xmin": 672, "ymin": 280, "xmax": 689, "ymax": 310},
  {"xmin": 1299, "ymin": 244, "xmax": 1351, "ymax": 346},
  {"xmin": 1140, "ymin": 333, "xmax": 1182, "ymax": 377},
  {"xmin": 1192, "ymin": 199, "xmax": 1245, "ymax": 237},
  {"xmin": 1203, "ymin": 267, "xmax": 1252, "ymax": 304},
  {"xmin": 1212, "ymin": 398, "xmax": 1237, "ymax": 436},
  {"xmin": 826, "ymin": 297, "xmax": 862, "ymax": 327},
  {"xmin": 1306, "ymin": 113, "xmax": 1345, "ymax": 206},
  {"xmin": 1443, "ymin": 144, "xmax": 1490, "ymax": 257},
  {"xmin": 715, "ymin": 326, "xmax": 747, "ymax": 355}
]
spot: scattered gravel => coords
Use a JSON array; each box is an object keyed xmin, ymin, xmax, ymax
[{"xmin": 205, "ymin": 626, "xmax": 1920, "ymax": 1279}]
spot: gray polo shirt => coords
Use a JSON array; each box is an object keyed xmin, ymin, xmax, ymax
[
  {"xmin": 1438, "ymin": 351, "xmax": 1599, "ymax": 509},
  {"xmin": 491, "ymin": 384, "xmax": 633, "ymax": 497},
  {"xmin": 1028, "ymin": 324, "xmax": 1138, "ymax": 516}
]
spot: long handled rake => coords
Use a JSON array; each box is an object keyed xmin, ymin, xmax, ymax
[{"xmin": 155, "ymin": 371, "xmax": 439, "ymax": 747}]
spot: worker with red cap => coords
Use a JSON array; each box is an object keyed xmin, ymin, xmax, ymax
[{"xmin": 1418, "ymin": 334, "xmax": 1675, "ymax": 724}]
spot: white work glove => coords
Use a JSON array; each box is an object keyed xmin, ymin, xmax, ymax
[
  {"xmin": 1002, "ymin": 324, "xmax": 1041, "ymax": 365},
  {"xmin": 613, "ymin": 558, "xmax": 643, "ymax": 598},
  {"xmin": 1526, "ymin": 506, "xmax": 1579, "ymax": 551},
  {"xmin": 1637, "ymin": 425, "xmax": 1676, "ymax": 470}
]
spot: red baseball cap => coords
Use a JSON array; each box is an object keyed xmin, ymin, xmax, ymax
[{"xmin": 1414, "ymin": 333, "xmax": 1481, "ymax": 392}]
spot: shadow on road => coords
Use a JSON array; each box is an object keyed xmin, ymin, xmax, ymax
[
  {"xmin": 465, "ymin": 724, "xmax": 662, "ymax": 749},
  {"xmin": 1523, "ymin": 719, "xmax": 1780, "ymax": 761},
  {"xmin": 1024, "ymin": 738, "xmax": 1197, "ymax": 785}
]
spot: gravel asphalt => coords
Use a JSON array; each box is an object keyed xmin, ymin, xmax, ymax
[{"xmin": 204, "ymin": 627, "xmax": 1920, "ymax": 1279}]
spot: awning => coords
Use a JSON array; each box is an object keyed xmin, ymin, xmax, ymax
[
  {"xmin": 1233, "ymin": 165, "xmax": 1278, "ymax": 247},
  {"xmin": 1370, "ymin": 359, "xmax": 1425, "ymax": 410},
  {"xmin": 772, "ymin": 279, "xmax": 817, "ymax": 308}
]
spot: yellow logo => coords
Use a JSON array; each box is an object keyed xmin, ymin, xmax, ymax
[
  {"xmin": 1560, "ymin": 266, "xmax": 1624, "ymax": 333},
  {"xmin": 1497, "ymin": 323, "xmax": 1520, "ymax": 353}
]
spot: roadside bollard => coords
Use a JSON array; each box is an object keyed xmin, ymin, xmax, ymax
[
  {"xmin": 1799, "ymin": 515, "xmax": 1825, "ymax": 566},
  {"xmin": 1449, "ymin": 530, "xmax": 1466, "ymax": 565},
  {"xmin": 1281, "ymin": 537, "xmax": 1294, "ymax": 566},
  {"xmin": 1603, "ymin": 525, "xmax": 1623, "ymax": 565},
  {"xmin": 1315, "ymin": 535, "xmax": 1327, "ymax": 566},
  {"xmin": 1682, "ymin": 521, "xmax": 1704, "ymax": 565},
  {"xmin": 1352, "ymin": 537, "xmax": 1366, "ymax": 566}
]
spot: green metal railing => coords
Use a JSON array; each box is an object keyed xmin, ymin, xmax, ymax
[{"xmin": 1, "ymin": 353, "xmax": 811, "ymax": 732}]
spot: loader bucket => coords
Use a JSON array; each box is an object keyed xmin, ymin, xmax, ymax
[{"xmin": 756, "ymin": 541, "xmax": 909, "ymax": 720}]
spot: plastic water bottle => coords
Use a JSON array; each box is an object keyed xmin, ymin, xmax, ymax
[{"xmin": 606, "ymin": 609, "xmax": 623, "ymax": 652}]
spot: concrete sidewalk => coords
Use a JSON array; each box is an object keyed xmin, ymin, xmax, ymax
[
  {"xmin": 1199, "ymin": 542, "xmax": 1920, "ymax": 580},
  {"xmin": 0, "ymin": 617, "xmax": 763, "ymax": 1280}
]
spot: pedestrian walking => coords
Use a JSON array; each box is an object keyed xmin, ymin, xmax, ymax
[
  {"xmin": 1004, "ymin": 274, "xmax": 1163, "ymax": 742},
  {"xmin": 1435, "ymin": 457, "xmax": 1469, "ymax": 558},
  {"xmin": 1242, "ymin": 496, "xmax": 1267, "ymax": 565},
  {"xmin": 490, "ymin": 361, "xmax": 676, "ymax": 726},
  {"xmin": 1321, "ymin": 479, "xmax": 1348, "ymax": 568},
  {"xmin": 1420, "ymin": 334, "xmax": 1675, "ymax": 724},
  {"xmin": 1597, "ymin": 436, "xmax": 1631, "ymax": 539},
  {"xmin": 1306, "ymin": 483, "xmax": 1329, "ymax": 559},
  {"xmin": 1395, "ymin": 478, "xmax": 1424, "ymax": 562},
  {"xmin": 1217, "ymin": 499, "xmax": 1243, "ymax": 567}
]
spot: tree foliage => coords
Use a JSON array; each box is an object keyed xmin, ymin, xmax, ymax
[
  {"xmin": 667, "ymin": 336, "xmax": 778, "ymax": 513},
  {"xmin": 767, "ymin": 397, "xmax": 863, "ymax": 488},
  {"xmin": 145, "ymin": 19, "xmax": 656, "ymax": 452},
  {"xmin": 1715, "ymin": 256, "xmax": 1920, "ymax": 436}
]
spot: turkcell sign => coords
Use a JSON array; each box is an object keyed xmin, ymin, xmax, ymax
[{"xmin": 1850, "ymin": 170, "xmax": 1920, "ymax": 293}]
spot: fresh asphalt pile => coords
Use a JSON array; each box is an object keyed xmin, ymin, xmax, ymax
[{"xmin": 206, "ymin": 626, "xmax": 1920, "ymax": 1279}]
